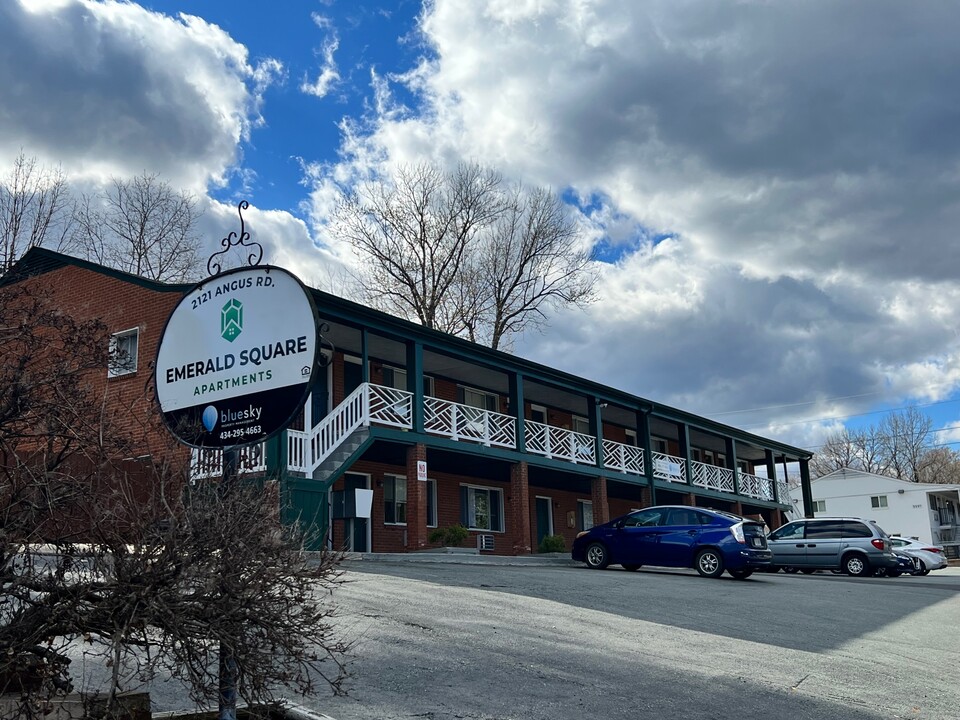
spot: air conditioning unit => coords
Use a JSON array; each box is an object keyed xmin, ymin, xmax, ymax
[{"xmin": 477, "ymin": 534, "xmax": 495, "ymax": 552}]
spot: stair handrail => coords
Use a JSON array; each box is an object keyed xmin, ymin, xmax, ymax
[{"xmin": 308, "ymin": 383, "xmax": 370, "ymax": 473}]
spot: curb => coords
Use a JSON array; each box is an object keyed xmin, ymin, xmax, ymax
[{"xmin": 339, "ymin": 551, "xmax": 578, "ymax": 567}]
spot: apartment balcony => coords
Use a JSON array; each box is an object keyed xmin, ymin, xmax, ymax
[{"xmin": 192, "ymin": 383, "xmax": 786, "ymax": 505}]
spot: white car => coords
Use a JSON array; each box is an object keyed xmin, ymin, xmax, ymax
[{"xmin": 888, "ymin": 537, "xmax": 948, "ymax": 575}]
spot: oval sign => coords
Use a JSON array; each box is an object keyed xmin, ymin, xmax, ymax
[{"xmin": 155, "ymin": 265, "xmax": 318, "ymax": 449}]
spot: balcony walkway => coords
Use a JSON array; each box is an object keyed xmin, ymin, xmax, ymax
[{"xmin": 192, "ymin": 383, "xmax": 789, "ymax": 505}]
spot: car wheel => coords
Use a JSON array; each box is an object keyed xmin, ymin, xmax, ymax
[
  {"xmin": 585, "ymin": 542, "xmax": 609, "ymax": 570},
  {"xmin": 695, "ymin": 549, "xmax": 725, "ymax": 578},
  {"xmin": 621, "ymin": 564, "xmax": 641, "ymax": 572},
  {"xmin": 916, "ymin": 560, "xmax": 929, "ymax": 576},
  {"xmin": 844, "ymin": 554, "xmax": 870, "ymax": 577},
  {"xmin": 728, "ymin": 569, "xmax": 753, "ymax": 580}
]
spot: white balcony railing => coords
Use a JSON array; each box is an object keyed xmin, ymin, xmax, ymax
[
  {"xmin": 602, "ymin": 440, "xmax": 644, "ymax": 476},
  {"xmin": 188, "ymin": 383, "xmax": 791, "ymax": 507},
  {"xmin": 776, "ymin": 478, "xmax": 791, "ymax": 505},
  {"xmin": 525, "ymin": 420, "xmax": 596, "ymax": 465},
  {"xmin": 190, "ymin": 442, "xmax": 267, "ymax": 481},
  {"xmin": 652, "ymin": 451, "xmax": 687, "ymax": 484},
  {"xmin": 739, "ymin": 472, "xmax": 775, "ymax": 501},
  {"xmin": 424, "ymin": 396, "xmax": 516, "ymax": 448},
  {"xmin": 692, "ymin": 461, "xmax": 736, "ymax": 493}
]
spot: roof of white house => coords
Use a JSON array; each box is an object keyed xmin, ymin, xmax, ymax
[{"xmin": 812, "ymin": 467, "xmax": 960, "ymax": 494}]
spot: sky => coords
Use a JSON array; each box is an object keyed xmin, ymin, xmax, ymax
[{"xmin": 5, "ymin": 0, "xmax": 960, "ymax": 455}]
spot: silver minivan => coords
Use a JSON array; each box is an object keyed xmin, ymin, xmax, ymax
[{"xmin": 767, "ymin": 517, "xmax": 900, "ymax": 576}]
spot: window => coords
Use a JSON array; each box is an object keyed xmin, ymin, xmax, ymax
[
  {"xmin": 769, "ymin": 522, "xmax": 804, "ymax": 541},
  {"xmin": 805, "ymin": 520, "xmax": 845, "ymax": 539},
  {"xmin": 572, "ymin": 415, "xmax": 590, "ymax": 435},
  {"xmin": 840, "ymin": 521, "xmax": 873, "ymax": 539},
  {"xmin": 426, "ymin": 478, "xmax": 437, "ymax": 528},
  {"xmin": 460, "ymin": 484, "xmax": 504, "ymax": 532},
  {"xmin": 578, "ymin": 500, "xmax": 594, "ymax": 530},
  {"xmin": 381, "ymin": 366, "xmax": 435, "ymax": 396},
  {"xmin": 622, "ymin": 508, "xmax": 664, "ymax": 527},
  {"xmin": 624, "ymin": 429, "xmax": 638, "ymax": 447},
  {"xmin": 652, "ymin": 437, "xmax": 668, "ymax": 453},
  {"xmin": 462, "ymin": 386, "xmax": 498, "ymax": 411},
  {"xmin": 108, "ymin": 328, "xmax": 139, "ymax": 377},
  {"xmin": 530, "ymin": 404, "xmax": 547, "ymax": 424},
  {"xmin": 384, "ymin": 475, "xmax": 407, "ymax": 524},
  {"xmin": 871, "ymin": 495, "xmax": 888, "ymax": 509},
  {"xmin": 813, "ymin": 500, "xmax": 827, "ymax": 513}
]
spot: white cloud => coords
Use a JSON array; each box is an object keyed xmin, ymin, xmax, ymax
[
  {"xmin": 302, "ymin": 0, "xmax": 960, "ymax": 447},
  {"xmin": 300, "ymin": 14, "xmax": 341, "ymax": 99},
  {"xmin": 0, "ymin": 0, "xmax": 280, "ymax": 192}
]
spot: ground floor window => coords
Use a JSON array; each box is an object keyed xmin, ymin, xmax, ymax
[
  {"xmin": 870, "ymin": 495, "xmax": 888, "ymax": 509},
  {"xmin": 426, "ymin": 478, "xmax": 437, "ymax": 527},
  {"xmin": 460, "ymin": 484, "xmax": 504, "ymax": 532},
  {"xmin": 384, "ymin": 474, "xmax": 407, "ymax": 524},
  {"xmin": 813, "ymin": 499, "xmax": 826, "ymax": 513},
  {"xmin": 578, "ymin": 500, "xmax": 594, "ymax": 530}
]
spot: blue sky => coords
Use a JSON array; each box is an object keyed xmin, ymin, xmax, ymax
[{"xmin": 6, "ymin": 0, "xmax": 960, "ymax": 455}]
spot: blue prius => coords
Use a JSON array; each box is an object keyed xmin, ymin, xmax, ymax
[{"xmin": 571, "ymin": 505, "xmax": 772, "ymax": 579}]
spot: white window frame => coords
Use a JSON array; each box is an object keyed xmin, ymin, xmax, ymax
[
  {"xmin": 383, "ymin": 474, "xmax": 407, "ymax": 525},
  {"xmin": 813, "ymin": 499, "xmax": 827, "ymax": 513},
  {"xmin": 462, "ymin": 483, "xmax": 504, "ymax": 532},
  {"xmin": 624, "ymin": 429, "xmax": 638, "ymax": 447},
  {"xmin": 870, "ymin": 495, "xmax": 888, "ymax": 509},
  {"xmin": 462, "ymin": 386, "xmax": 498, "ymax": 411},
  {"xmin": 108, "ymin": 327, "xmax": 139, "ymax": 378},
  {"xmin": 578, "ymin": 499, "xmax": 594, "ymax": 531},
  {"xmin": 652, "ymin": 437, "xmax": 668, "ymax": 453},
  {"xmin": 572, "ymin": 415, "xmax": 591, "ymax": 435}
]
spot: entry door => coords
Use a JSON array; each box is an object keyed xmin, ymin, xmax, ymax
[
  {"xmin": 344, "ymin": 473, "xmax": 370, "ymax": 552},
  {"xmin": 535, "ymin": 496, "xmax": 553, "ymax": 549}
]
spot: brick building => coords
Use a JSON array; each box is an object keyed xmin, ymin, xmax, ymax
[{"xmin": 5, "ymin": 248, "xmax": 814, "ymax": 555}]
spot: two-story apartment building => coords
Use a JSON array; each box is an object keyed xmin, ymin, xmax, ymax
[{"xmin": 6, "ymin": 248, "xmax": 814, "ymax": 555}]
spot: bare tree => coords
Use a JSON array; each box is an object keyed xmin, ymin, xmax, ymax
[
  {"xmin": 914, "ymin": 446, "xmax": 960, "ymax": 484},
  {"xmin": 0, "ymin": 152, "xmax": 73, "ymax": 274},
  {"xmin": 810, "ymin": 425, "xmax": 887, "ymax": 478},
  {"xmin": 332, "ymin": 162, "xmax": 597, "ymax": 349},
  {"xmin": 0, "ymin": 283, "xmax": 347, "ymax": 718},
  {"xmin": 74, "ymin": 173, "xmax": 202, "ymax": 282},
  {"xmin": 878, "ymin": 407, "xmax": 932, "ymax": 481}
]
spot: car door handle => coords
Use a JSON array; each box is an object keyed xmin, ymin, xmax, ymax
[
  {"xmin": 807, "ymin": 544, "xmax": 816, "ymax": 547},
  {"xmin": 795, "ymin": 544, "xmax": 805, "ymax": 547},
  {"xmin": 687, "ymin": 530, "xmax": 697, "ymax": 536}
]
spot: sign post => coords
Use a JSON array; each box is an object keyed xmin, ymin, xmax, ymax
[{"xmin": 153, "ymin": 202, "xmax": 323, "ymax": 720}]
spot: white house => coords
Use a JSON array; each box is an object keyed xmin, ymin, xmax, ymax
[{"xmin": 788, "ymin": 467, "xmax": 960, "ymax": 557}]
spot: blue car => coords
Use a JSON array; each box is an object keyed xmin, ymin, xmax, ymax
[{"xmin": 571, "ymin": 505, "xmax": 772, "ymax": 579}]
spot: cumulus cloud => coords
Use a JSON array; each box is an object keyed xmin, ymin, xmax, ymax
[
  {"xmin": 0, "ymin": 0, "xmax": 280, "ymax": 191},
  {"xmin": 304, "ymin": 0, "xmax": 960, "ymax": 447}
]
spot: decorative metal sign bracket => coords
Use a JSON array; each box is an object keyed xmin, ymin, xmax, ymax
[{"xmin": 207, "ymin": 200, "xmax": 263, "ymax": 277}]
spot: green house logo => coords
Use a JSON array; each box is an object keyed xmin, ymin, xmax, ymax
[{"xmin": 221, "ymin": 299, "xmax": 243, "ymax": 342}]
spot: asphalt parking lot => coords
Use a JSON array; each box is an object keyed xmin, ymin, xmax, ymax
[{"xmin": 287, "ymin": 559, "xmax": 960, "ymax": 720}]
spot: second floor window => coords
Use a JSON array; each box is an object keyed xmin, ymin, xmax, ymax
[
  {"xmin": 870, "ymin": 495, "xmax": 888, "ymax": 509},
  {"xmin": 108, "ymin": 328, "xmax": 139, "ymax": 377}
]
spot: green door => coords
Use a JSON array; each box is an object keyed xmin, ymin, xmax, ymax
[
  {"xmin": 283, "ymin": 479, "xmax": 329, "ymax": 551},
  {"xmin": 535, "ymin": 496, "xmax": 552, "ymax": 550}
]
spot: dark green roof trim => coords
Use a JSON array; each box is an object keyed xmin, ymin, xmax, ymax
[{"xmin": 2, "ymin": 247, "xmax": 194, "ymax": 293}]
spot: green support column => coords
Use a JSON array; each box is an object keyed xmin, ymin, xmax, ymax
[
  {"xmin": 799, "ymin": 458, "xmax": 814, "ymax": 518},
  {"xmin": 638, "ymin": 408, "xmax": 655, "ymax": 505},
  {"xmin": 591, "ymin": 398, "xmax": 605, "ymax": 469},
  {"xmin": 509, "ymin": 372, "xmax": 526, "ymax": 452},
  {"xmin": 361, "ymin": 329, "xmax": 370, "ymax": 382},
  {"xmin": 726, "ymin": 437, "xmax": 740, "ymax": 496},
  {"xmin": 680, "ymin": 423, "xmax": 692, "ymax": 485},
  {"xmin": 766, "ymin": 450, "xmax": 778, "ymax": 503},
  {"xmin": 406, "ymin": 340, "xmax": 424, "ymax": 433}
]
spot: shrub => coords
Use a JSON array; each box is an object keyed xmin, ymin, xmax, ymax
[
  {"xmin": 428, "ymin": 524, "xmax": 469, "ymax": 547},
  {"xmin": 538, "ymin": 534, "xmax": 566, "ymax": 553}
]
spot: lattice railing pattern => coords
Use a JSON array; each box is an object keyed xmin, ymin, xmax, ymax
[
  {"xmin": 652, "ymin": 451, "xmax": 687, "ymax": 483},
  {"xmin": 776, "ymin": 478, "xmax": 791, "ymax": 506},
  {"xmin": 602, "ymin": 440, "xmax": 644, "ymax": 475},
  {"xmin": 739, "ymin": 472, "xmax": 775, "ymax": 501},
  {"xmin": 424, "ymin": 397, "xmax": 516, "ymax": 448},
  {"xmin": 691, "ymin": 461, "xmax": 736, "ymax": 493},
  {"xmin": 526, "ymin": 420, "xmax": 596, "ymax": 464},
  {"xmin": 366, "ymin": 385, "xmax": 414, "ymax": 429}
]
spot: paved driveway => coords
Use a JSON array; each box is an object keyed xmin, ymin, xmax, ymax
[{"xmin": 301, "ymin": 561, "xmax": 960, "ymax": 720}]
